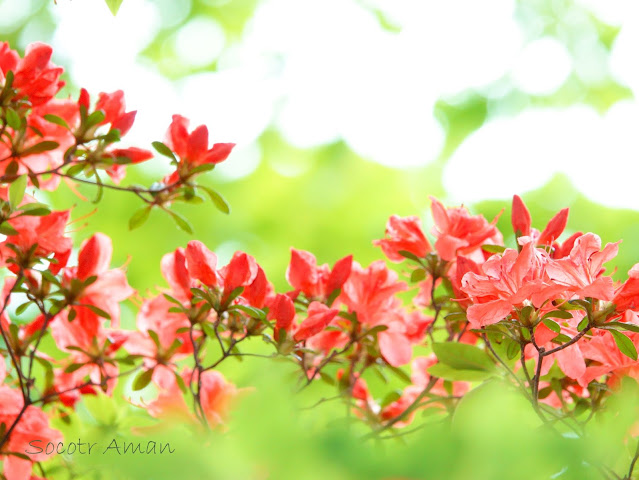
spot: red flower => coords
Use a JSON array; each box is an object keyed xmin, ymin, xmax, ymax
[
  {"xmin": 2, "ymin": 210, "xmax": 72, "ymax": 273},
  {"xmin": 545, "ymin": 233, "xmax": 619, "ymax": 301},
  {"xmin": 614, "ymin": 264, "xmax": 639, "ymax": 311},
  {"xmin": 461, "ymin": 242, "xmax": 561, "ymax": 328},
  {"xmin": 339, "ymin": 260, "xmax": 406, "ymax": 326},
  {"xmin": 430, "ymin": 196, "xmax": 502, "ymax": 262},
  {"xmin": 61, "ymin": 233, "xmax": 135, "ymax": 327},
  {"xmin": 144, "ymin": 368, "xmax": 244, "ymax": 429},
  {"xmin": 267, "ymin": 293, "xmax": 296, "ymax": 339},
  {"xmin": 0, "ymin": 42, "xmax": 64, "ymax": 106},
  {"xmin": 94, "ymin": 90, "xmax": 137, "ymax": 136},
  {"xmin": 286, "ymin": 248, "xmax": 352, "ymax": 301},
  {"xmin": 510, "ymin": 195, "xmax": 573, "ymax": 254},
  {"xmin": 185, "ymin": 240, "xmax": 219, "ymax": 287},
  {"xmin": 165, "ymin": 114, "xmax": 235, "ymax": 167},
  {"xmin": 294, "ymin": 302, "xmax": 339, "ymax": 342},
  {"xmin": 0, "ymin": 387, "xmax": 62, "ymax": 480},
  {"xmin": 374, "ymin": 215, "xmax": 431, "ymax": 263},
  {"xmin": 219, "ymin": 251, "xmax": 259, "ymax": 302}
]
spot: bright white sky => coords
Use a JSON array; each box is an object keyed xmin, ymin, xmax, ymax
[{"xmin": 5, "ymin": 0, "xmax": 639, "ymax": 209}]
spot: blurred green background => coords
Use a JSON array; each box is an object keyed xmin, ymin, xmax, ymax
[{"xmin": 3, "ymin": 0, "xmax": 639, "ymax": 478}]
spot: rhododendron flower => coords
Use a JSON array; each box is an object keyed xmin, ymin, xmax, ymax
[
  {"xmin": 241, "ymin": 265, "xmax": 272, "ymax": 309},
  {"xmin": 286, "ymin": 248, "xmax": 352, "ymax": 301},
  {"xmin": 339, "ymin": 261, "xmax": 417, "ymax": 365},
  {"xmin": 430, "ymin": 196, "xmax": 502, "ymax": 262},
  {"xmin": 93, "ymin": 90, "xmax": 136, "ymax": 136},
  {"xmin": 161, "ymin": 247, "xmax": 193, "ymax": 302},
  {"xmin": 461, "ymin": 242, "xmax": 562, "ymax": 328},
  {"xmin": 22, "ymin": 99, "xmax": 79, "ymax": 188},
  {"xmin": 2, "ymin": 210, "xmax": 72, "ymax": 273},
  {"xmin": 50, "ymin": 308, "xmax": 128, "ymax": 395},
  {"xmin": 614, "ymin": 263, "xmax": 639, "ymax": 311},
  {"xmin": 267, "ymin": 293, "xmax": 296, "ymax": 339},
  {"xmin": 0, "ymin": 42, "xmax": 64, "ymax": 106},
  {"xmin": 294, "ymin": 301, "xmax": 339, "ymax": 342},
  {"xmin": 0, "ymin": 386, "xmax": 62, "ymax": 480},
  {"xmin": 61, "ymin": 233, "xmax": 135, "ymax": 327},
  {"xmin": 511, "ymin": 196, "xmax": 585, "ymax": 261},
  {"xmin": 145, "ymin": 368, "xmax": 244, "ymax": 428},
  {"xmin": 165, "ymin": 114, "xmax": 235, "ymax": 167},
  {"xmin": 511, "ymin": 195, "xmax": 570, "ymax": 245},
  {"xmin": 339, "ymin": 261, "xmax": 407, "ymax": 326},
  {"xmin": 219, "ymin": 251, "xmax": 261, "ymax": 302},
  {"xmin": 124, "ymin": 294, "xmax": 193, "ymax": 384},
  {"xmin": 545, "ymin": 233, "xmax": 619, "ymax": 301},
  {"xmin": 374, "ymin": 215, "xmax": 431, "ymax": 262},
  {"xmin": 164, "ymin": 243, "xmax": 265, "ymax": 308},
  {"xmin": 577, "ymin": 329, "xmax": 639, "ymax": 387},
  {"xmin": 185, "ymin": 240, "xmax": 219, "ymax": 287}
]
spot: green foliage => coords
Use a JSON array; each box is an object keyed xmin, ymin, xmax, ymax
[{"xmin": 105, "ymin": 0, "xmax": 124, "ymax": 16}]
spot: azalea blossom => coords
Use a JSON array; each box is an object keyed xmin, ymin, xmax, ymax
[
  {"xmin": 430, "ymin": 196, "xmax": 502, "ymax": 262},
  {"xmin": 374, "ymin": 215, "xmax": 431, "ymax": 263}
]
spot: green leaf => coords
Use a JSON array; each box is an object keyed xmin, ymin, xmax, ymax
[
  {"xmin": 577, "ymin": 317, "xmax": 589, "ymax": 331},
  {"xmin": 147, "ymin": 330, "xmax": 161, "ymax": 348},
  {"xmin": 5, "ymin": 107, "xmax": 21, "ymax": 130},
  {"xmin": 224, "ymin": 286, "xmax": 244, "ymax": 306},
  {"xmin": 410, "ymin": 268, "xmax": 426, "ymax": 283},
  {"xmin": 132, "ymin": 368, "xmax": 154, "ymax": 391},
  {"xmin": 85, "ymin": 110, "xmax": 106, "ymax": 129},
  {"xmin": 8, "ymin": 175, "xmax": 26, "ymax": 208},
  {"xmin": 506, "ymin": 340, "xmax": 520, "ymax": 360},
  {"xmin": 481, "ymin": 244, "xmax": 507, "ymax": 254},
  {"xmin": 541, "ymin": 310, "xmax": 574, "ymax": 321},
  {"xmin": 397, "ymin": 250, "xmax": 423, "ymax": 264},
  {"xmin": 365, "ymin": 324, "xmax": 388, "ymax": 336},
  {"xmin": 128, "ymin": 206, "xmax": 151, "ymax": 230},
  {"xmin": 189, "ymin": 163, "xmax": 216, "ymax": 175},
  {"xmin": 14, "ymin": 301, "xmax": 32, "ymax": 316},
  {"xmin": 21, "ymin": 141, "xmax": 59, "ymax": 156},
  {"xmin": 230, "ymin": 304, "xmax": 266, "ymax": 321},
  {"xmin": 152, "ymin": 141, "xmax": 177, "ymax": 162},
  {"xmin": 64, "ymin": 363, "xmax": 85, "ymax": 374},
  {"xmin": 5, "ymin": 161, "xmax": 18, "ymax": 177},
  {"xmin": 17, "ymin": 207, "xmax": 50, "ymax": 217},
  {"xmin": 551, "ymin": 333, "xmax": 572, "ymax": 344},
  {"xmin": 201, "ymin": 322, "xmax": 217, "ymax": 339},
  {"xmin": 445, "ymin": 312, "xmax": 468, "ymax": 323},
  {"xmin": 519, "ymin": 305, "xmax": 534, "ymax": 325},
  {"xmin": 432, "ymin": 342, "xmax": 496, "ymax": 372},
  {"xmin": 174, "ymin": 371, "xmax": 188, "ymax": 394},
  {"xmin": 380, "ymin": 390, "xmax": 402, "ymax": 408},
  {"xmin": 604, "ymin": 322, "xmax": 639, "ymax": 334},
  {"xmin": 541, "ymin": 319, "xmax": 561, "ymax": 334},
  {"xmin": 66, "ymin": 163, "xmax": 86, "ymax": 178},
  {"xmin": 427, "ymin": 363, "xmax": 495, "ymax": 382},
  {"xmin": 167, "ymin": 209, "xmax": 193, "ymax": 233},
  {"xmin": 609, "ymin": 329, "xmax": 638, "ymax": 361},
  {"xmin": 200, "ymin": 186, "xmax": 231, "ymax": 215},
  {"xmin": 0, "ymin": 222, "xmax": 18, "ymax": 236},
  {"xmin": 319, "ymin": 371, "xmax": 335, "ymax": 386},
  {"xmin": 163, "ymin": 294, "xmax": 183, "ymax": 306},
  {"xmin": 83, "ymin": 304, "xmax": 111, "ymax": 320},
  {"xmin": 43, "ymin": 114, "xmax": 70, "ymax": 130},
  {"xmin": 387, "ymin": 365, "xmax": 412, "ymax": 384}
]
